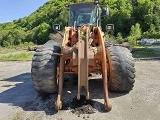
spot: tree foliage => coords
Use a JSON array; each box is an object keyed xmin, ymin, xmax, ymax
[
  {"xmin": 0, "ymin": 0, "xmax": 160, "ymax": 46},
  {"xmin": 128, "ymin": 23, "xmax": 142, "ymax": 45}
]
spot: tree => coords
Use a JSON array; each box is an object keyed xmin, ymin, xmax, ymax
[
  {"xmin": 116, "ymin": 32, "xmax": 123, "ymax": 44},
  {"xmin": 0, "ymin": 0, "xmax": 160, "ymax": 46},
  {"xmin": 102, "ymin": 0, "xmax": 134, "ymax": 37},
  {"xmin": 37, "ymin": 22, "xmax": 51, "ymax": 44},
  {"xmin": 128, "ymin": 23, "xmax": 142, "ymax": 45}
]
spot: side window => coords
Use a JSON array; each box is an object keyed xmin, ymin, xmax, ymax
[
  {"xmin": 69, "ymin": 11, "xmax": 74, "ymax": 26},
  {"xmin": 90, "ymin": 7, "xmax": 97, "ymax": 25}
]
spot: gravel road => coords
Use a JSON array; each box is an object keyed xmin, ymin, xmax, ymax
[{"xmin": 0, "ymin": 60, "xmax": 160, "ymax": 120}]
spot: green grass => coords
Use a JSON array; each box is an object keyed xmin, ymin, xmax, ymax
[
  {"xmin": 0, "ymin": 52, "xmax": 33, "ymax": 61},
  {"xmin": 0, "ymin": 43, "xmax": 35, "ymax": 54},
  {"xmin": 0, "ymin": 48, "xmax": 19, "ymax": 54},
  {"xmin": 132, "ymin": 46, "xmax": 160, "ymax": 58},
  {"xmin": 1, "ymin": 45, "xmax": 160, "ymax": 60}
]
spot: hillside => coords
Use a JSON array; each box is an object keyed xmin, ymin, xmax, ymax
[{"xmin": 0, "ymin": 0, "xmax": 160, "ymax": 47}]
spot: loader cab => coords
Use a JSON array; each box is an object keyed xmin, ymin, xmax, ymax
[
  {"xmin": 53, "ymin": 1, "xmax": 109, "ymax": 31},
  {"xmin": 67, "ymin": 2, "xmax": 109, "ymax": 27}
]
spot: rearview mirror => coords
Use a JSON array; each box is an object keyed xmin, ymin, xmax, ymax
[{"xmin": 53, "ymin": 24, "xmax": 61, "ymax": 31}]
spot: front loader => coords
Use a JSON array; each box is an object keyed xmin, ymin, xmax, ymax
[{"xmin": 31, "ymin": 0, "xmax": 135, "ymax": 112}]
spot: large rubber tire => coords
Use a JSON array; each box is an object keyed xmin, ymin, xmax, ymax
[
  {"xmin": 106, "ymin": 46, "xmax": 135, "ymax": 92},
  {"xmin": 31, "ymin": 40, "xmax": 61, "ymax": 93}
]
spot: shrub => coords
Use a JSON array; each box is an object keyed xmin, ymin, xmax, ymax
[{"xmin": 2, "ymin": 40, "xmax": 11, "ymax": 47}]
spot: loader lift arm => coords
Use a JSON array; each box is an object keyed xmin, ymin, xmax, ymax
[{"xmin": 55, "ymin": 22, "xmax": 111, "ymax": 111}]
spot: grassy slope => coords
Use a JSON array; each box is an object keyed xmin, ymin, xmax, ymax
[
  {"xmin": 0, "ymin": 46, "xmax": 34, "ymax": 61},
  {"xmin": 132, "ymin": 46, "xmax": 160, "ymax": 58},
  {"xmin": 0, "ymin": 45, "xmax": 160, "ymax": 61},
  {"xmin": 0, "ymin": 52, "xmax": 33, "ymax": 61}
]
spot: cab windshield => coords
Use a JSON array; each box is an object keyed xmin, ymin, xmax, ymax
[{"xmin": 69, "ymin": 2, "xmax": 98, "ymax": 27}]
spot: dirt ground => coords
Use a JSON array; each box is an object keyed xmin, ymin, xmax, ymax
[{"xmin": 0, "ymin": 60, "xmax": 160, "ymax": 120}]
